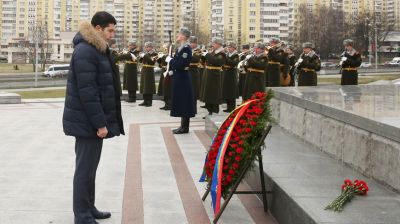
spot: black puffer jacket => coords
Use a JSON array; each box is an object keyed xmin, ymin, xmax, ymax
[{"xmin": 63, "ymin": 21, "xmax": 124, "ymax": 139}]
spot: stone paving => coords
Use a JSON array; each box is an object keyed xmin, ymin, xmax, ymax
[{"xmin": 0, "ymin": 98, "xmax": 276, "ymax": 224}]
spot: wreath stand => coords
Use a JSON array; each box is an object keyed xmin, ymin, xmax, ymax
[{"xmin": 202, "ymin": 124, "xmax": 272, "ymax": 224}]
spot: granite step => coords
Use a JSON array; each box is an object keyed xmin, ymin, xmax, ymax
[{"xmin": 206, "ymin": 115, "xmax": 400, "ymax": 224}]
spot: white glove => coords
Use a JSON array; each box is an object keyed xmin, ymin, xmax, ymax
[
  {"xmin": 295, "ymin": 58, "xmax": 303, "ymax": 67},
  {"xmin": 202, "ymin": 52, "xmax": 208, "ymax": 57},
  {"xmin": 341, "ymin": 57, "xmax": 347, "ymax": 62},
  {"xmin": 245, "ymin": 54, "xmax": 252, "ymax": 60},
  {"xmin": 139, "ymin": 52, "xmax": 145, "ymax": 58},
  {"xmin": 165, "ymin": 56, "xmax": 172, "ymax": 63},
  {"xmin": 130, "ymin": 53, "xmax": 137, "ymax": 60}
]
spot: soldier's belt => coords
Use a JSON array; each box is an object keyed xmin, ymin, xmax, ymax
[
  {"xmin": 269, "ymin": 61, "xmax": 280, "ymax": 65},
  {"xmin": 190, "ymin": 63, "xmax": 200, "ymax": 67},
  {"xmin": 161, "ymin": 66, "xmax": 167, "ymax": 68},
  {"xmin": 126, "ymin": 61, "xmax": 137, "ymax": 64},
  {"xmin": 343, "ymin": 67, "xmax": 357, "ymax": 71},
  {"xmin": 301, "ymin": 68, "xmax": 315, "ymax": 72},
  {"xmin": 223, "ymin": 65, "xmax": 234, "ymax": 69},
  {"xmin": 206, "ymin": 65, "xmax": 222, "ymax": 71},
  {"xmin": 142, "ymin": 64, "xmax": 155, "ymax": 68},
  {"xmin": 247, "ymin": 68, "xmax": 265, "ymax": 74}
]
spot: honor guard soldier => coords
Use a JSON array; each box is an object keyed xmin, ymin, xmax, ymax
[
  {"xmin": 295, "ymin": 42, "xmax": 321, "ymax": 86},
  {"xmin": 340, "ymin": 39, "xmax": 362, "ymax": 85},
  {"xmin": 223, "ymin": 41, "xmax": 239, "ymax": 112},
  {"xmin": 201, "ymin": 38, "xmax": 226, "ymax": 116},
  {"xmin": 266, "ymin": 37, "xmax": 283, "ymax": 87},
  {"xmin": 285, "ymin": 45, "xmax": 297, "ymax": 86},
  {"xmin": 139, "ymin": 42, "xmax": 157, "ymax": 106},
  {"xmin": 157, "ymin": 44, "xmax": 170, "ymax": 109},
  {"xmin": 109, "ymin": 39, "xmax": 123, "ymax": 96},
  {"xmin": 238, "ymin": 44, "xmax": 250, "ymax": 98},
  {"xmin": 189, "ymin": 36, "xmax": 201, "ymax": 102},
  {"xmin": 242, "ymin": 42, "xmax": 268, "ymax": 101},
  {"xmin": 165, "ymin": 28, "xmax": 197, "ymax": 134},
  {"xmin": 278, "ymin": 44, "xmax": 290, "ymax": 86},
  {"xmin": 114, "ymin": 41, "xmax": 140, "ymax": 102}
]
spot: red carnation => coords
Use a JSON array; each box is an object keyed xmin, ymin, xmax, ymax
[
  {"xmin": 232, "ymin": 163, "xmax": 239, "ymax": 169},
  {"xmin": 228, "ymin": 169, "xmax": 235, "ymax": 175},
  {"xmin": 238, "ymin": 140, "xmax": 244, "ymax": 145},
  {"xmin": 236, "ymin": 147, "xmax": 243, "ymax": 153},
  {"xmin": 235, "ymin": 156, "xmax": 242, "ymax": 162},
  {"xmin": 245, "ymin": 128, "xmax": 251, "ymax": 133},
  {"xmin": 228, "ymin": 151, "xmax": 234, "ymax": 156},
  {"xmin": 226, "ymin": 175, "xmax": 233, "ymax": 182}
]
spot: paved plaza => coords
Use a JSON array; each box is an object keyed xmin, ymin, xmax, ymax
[{"xmin": 0, "ymin": 97, "xmax": 276, "ymax": 224}]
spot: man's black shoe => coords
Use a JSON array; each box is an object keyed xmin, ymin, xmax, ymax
[
  {"xmin": 138, "ymin": 102, "xmax": 146, "ymax": 106},
  {"xmin": 160, "ymin": 105, "xmax": 167, "ymax": 110},
  {"xmin": 200, "ymin": 105, "xmax": 206, "ymax": 108},
  {"xmin": 91, "ymin": 208, "xmax": 111, "ymax": 219},
  {"xmin": 126, "ymin": 98, "xmax": 136, "ymax": 103}
]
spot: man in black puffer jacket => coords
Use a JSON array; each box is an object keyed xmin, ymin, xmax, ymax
[{"xmin": 62, "ymin": 12, "xmax": 124, "ymax": 224}]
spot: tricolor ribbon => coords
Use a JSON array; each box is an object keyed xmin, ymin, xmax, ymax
[{"xmin": 200, "ymin": 99, "xmax": 257, "ymax": 216}]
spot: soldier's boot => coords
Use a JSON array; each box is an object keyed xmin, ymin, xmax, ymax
[
  {"xmin": 145, "ymin": 94, "xmax": 153, "ymax": 107},
  {"xmin": 126, "ymin": 91, "xmax": 136, "ymax": 103},
  {"xmin": 173, "ymin": 117, "xmax": 189, "ymax": 134},
  {"xmin": 139, "ymin": 94, "xmax": 147, "ymax": 106}
]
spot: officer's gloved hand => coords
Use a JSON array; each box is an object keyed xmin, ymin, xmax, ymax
[
  {"xmin": 202, "ymin": 52, "xmax": 208, "ymax": 57},
  {"xmin": 341, "ymin": 57, "xmax": 347, "ymax": 62},
  {"xmin": 139, "ymin": 52, "xmax": 145, "ymax": 58},
  {"xmin": 245, "ymin": 54, "xmax": 252, "ymax": 60},
  {"xmin": 165, "ymin": 56, "xmax": 172, "ymax": 63},
  {"xmin": 130, "ymin": 53, "xmax": 137, "ymax": 60},
  {"xmin": 295, "ymin": 58, "xmax": 303, "ymax": 67}
]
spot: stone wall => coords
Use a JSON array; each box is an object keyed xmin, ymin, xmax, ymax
[{"xmin": 271, "ymin": 98, "xmax": 400, "ymax": 192}]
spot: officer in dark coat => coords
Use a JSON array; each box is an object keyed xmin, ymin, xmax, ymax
[
  {"xmin": 285, "ymin": 45, "xmax": 297, "ymax": 86},
  {"xmin": 223, "ymin": 41, "xmax": 239, "ymax": 112},
  {"xmin": 238, "ymin": 44, "xmax": 250, "ymax": 98},
  {"xmin": 295, "ymin": 42, "xmax": 321, "ymax": 86},
  {"xmin": 201, "ymin": 38, "xmax": 226, "ymax": 116},
  {"xmin": 157, "ymin": 44, "xmax": 169, "ymax": 109},
  {"xmin": 62, "ymin": 13, "xmax": 124, "ymax": 224},
  {"xmin": 199, "ymin": 43, "xmax": 213, "ymax": 108},
  {"xmin": 113, "ymin": 41, "xmax": 140, "ymax": 102},
  {"xmin": 278, "ymin": 43, "xmax": 290, "ymax": 86},
  {"xmin": 340, "ymin": 39, "xmax": 362, "ymax": 85},
  {"xmin": 166, "ymin": 28, "xmax": 196, "ymax": 134},
  {"xmin": 242, "ymin": 42, "xmax": 268, "ymax": 101},
  {"xmin": 266, "ymin": 38, "xmax": 283, "ymax": 87},
  {"xmin": 189, "ymin": 36, "xmax": 201, "ymax": 101},
  {"xmin": 139, "ymin": 42, "xmax": 157, "ymax": 106}
]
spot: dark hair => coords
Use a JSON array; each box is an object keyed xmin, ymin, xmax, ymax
[{"xmin": 91, "ymin": 11, "xmax": 117, "ymax": 28}]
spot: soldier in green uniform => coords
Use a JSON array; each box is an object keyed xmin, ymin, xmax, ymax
[
  {"xmin": 238, "ymin": 44, "xmax": 250, "ymax": 98},
  {"xmin": 340, "ymin": 39, "xmax": 362, "ymax": 85},
  {"xmin": 199, "ymin": 43, "xmax": 213, "ymax": 109},
  {"xmin": 157, "ymin": 44, "xmax": 169, "ymax": 109},
  {"xmin": 222, "ymin": 41, "xmax": 239, "ymax": 112},
  {"xmin": 278, "ymin": 44, "xmax": 290, "ymax": 86},
  {"xmin": 201, "ymin": 38, "xmax": 226, "ymax": 116},
  {"xmin": 295, "ymin": 42, "xmax": 321, "ymax": 86},
  {"xmin": 266, "ymin": 38, "xmax": 282, "ymax": 87},
  {"xmin": 139, "ymin": 42, "xmax": 157, "ymax": 106},
  {"xmin": 285, "ymin": 45, "xmax": 297, "ymax": 86},
  {"xmin": 113, "ymin": 41, "xmax": 140, "ymax": 102},
  {"xmin": 242, "ymin": 42, "xmax": 268, "ymax": 101},
  {"xmin": 189, "ymin": 36, "xmax": 201, "ymax": 101}
]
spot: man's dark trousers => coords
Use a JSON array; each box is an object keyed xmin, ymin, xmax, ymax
[{"xmin": 73, "ymin": 137, "xmax": 103, "ymax": 224}]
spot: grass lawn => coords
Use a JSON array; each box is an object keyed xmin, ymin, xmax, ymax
[
  {"xmin": 319, "ymin": 74, "xmax": 400, "ymax": 85},
  {"xmin": 0, "ymin": 63, "xmax": 36, "ymax": 73},
  {"xmin": 13, "ymin": 89, "xmax": 66, "ymax": 99}
]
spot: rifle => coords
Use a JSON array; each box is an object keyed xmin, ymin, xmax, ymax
[{"xmin": 163, "ymin": 30, "xmax": 173, "ymax": 77}]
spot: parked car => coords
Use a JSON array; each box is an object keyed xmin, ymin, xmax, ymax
[
  {"xmin": 388, "ymin": 58, "xmax": 400, "ymax": 67},
  {"xmin": 321, "ymin": 62, "xmax": 337, "ymax": 69},
  {"xmin": 42, "ymin": 64, "xmax": 69, "ymax": 77},
  {"xmin": 360, "ymin": 62, "xmax": 372, "ymax": 68}
]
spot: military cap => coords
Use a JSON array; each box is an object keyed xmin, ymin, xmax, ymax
[
  {"xmin": 270, "ymin": 37, "xmax": 280, "ymax": 43},
  {"xmin": 302, "ymin": 42, "xmax": 314, "ymax": 49},
  {"xmin": 212, "ymin": 37, "xmax": 224, "ymax": 46},
  {"xmin": 189, "ymin": 36, "xmax": 198, "ymax": 44},
  {"xmin": 242, "ymin": 44, "xmax": 250, "ymax": 50},
  {"xmin": 179, "ymin": 28, "xmax": 191, "ymax": 38},
  {"xmin": 286, "ymin": 45, "xmax": 295, "ymax": 51},
  {"xmin": 343, "ymin": 39, "xmax": 354, "ymax": 46},
  {"xmin": 254, "ymin": 42, "xmax": 265, "ymax": 49},
  {"xmin": 144, "ymin": 42, "xmax": 153, "ymax": 47},
  {"xmin": 226, "ymin": 41, "xmax": 237, "ymax": 49},
  {"xmin": 128, "ymin": 40, "xmax": 137, "ymax": 46}
]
